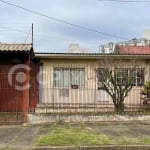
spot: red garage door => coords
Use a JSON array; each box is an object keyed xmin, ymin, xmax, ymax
[{"xmin": 0, "ymin": 64, "xmax": 23, "ymax": 123}]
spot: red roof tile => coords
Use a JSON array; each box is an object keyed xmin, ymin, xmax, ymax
[{"xmin": 115, "ymin": 45, "xmax": 150, "ymax": 54}]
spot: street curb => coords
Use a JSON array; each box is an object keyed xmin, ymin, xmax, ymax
[{"xmin": 32, "ymin": 145, "xmax": 150, "ymax": 150}]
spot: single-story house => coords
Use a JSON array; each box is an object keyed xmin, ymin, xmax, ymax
[{"xmin": 34, "ymin": 45, "xmax": 150, "ymax": 113}]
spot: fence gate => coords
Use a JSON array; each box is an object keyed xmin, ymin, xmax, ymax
[{"xmin": 0, "ymin": 65, "xmax": 23, "ymax": 124}]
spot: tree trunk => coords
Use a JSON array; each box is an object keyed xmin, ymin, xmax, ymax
[{"xmin": 114, "ymin": 98, "xmax": 125, "ymax": 113}]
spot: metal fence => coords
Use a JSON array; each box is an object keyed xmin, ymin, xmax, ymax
[
  {"xmin": 0, "ymin": 62, "xmax": 150, "ymax": 119},
  {"xmin": 36, "ymin": 62, "xmax": 150, "ymax": 114}
]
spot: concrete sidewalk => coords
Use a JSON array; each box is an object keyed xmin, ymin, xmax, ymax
[
  {"xmin": 0, "ymin": 124, "xmax": 50, "ymax": 150},
  {"xmin": 0, "ymin": 122, "xmax": 150, "ymax": 150}
]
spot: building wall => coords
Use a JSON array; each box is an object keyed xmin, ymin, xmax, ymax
[
  {"xmin": 0, "ymin": 54, "xmax": 28, "ymax": 112},
  {"xmin": 39, "ymin": 58, "xmax": 150, "ymax": 107},
  {"xmin": 0, "ymin": 64, "xmax": 23, "ymax": 112}
]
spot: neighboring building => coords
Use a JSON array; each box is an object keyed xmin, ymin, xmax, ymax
[
  {"xmin": 67, "ymin": 43, "xmax": 90, "ymax": 53},
  {"xmin": 99, "ymin": 42, "xmax": 114, "ymax": 53},
  {"xmin": 99, "ymin": 38, "xmax": 150, "ymax": 54},
  {"xmin": 0, "ymin": 43, "xmax": 38, "ymax": 123},
  {"xmin": 115, "ymin": 45, "xmax": 150, "ymax": 54},
  {"xmin": 116, "ymin": 38, "xmax": 150, "ymax": 46},
  {"xmin": 143, "ymin": 29, "xmax": 150, "ymax": 40}
]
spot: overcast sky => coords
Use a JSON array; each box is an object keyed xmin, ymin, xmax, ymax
[{"xmin": 0, "ymin": 0, "xmax": 150, "ymax": 52}]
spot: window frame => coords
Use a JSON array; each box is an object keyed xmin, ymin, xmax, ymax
[
  {"xmin": 115, "ymin": 67, "xmax": 145, "ymax": 87},
  {"xmin": 97, "ymin": 68, "xmax": 110, "ymax": 83},
  {"xmin": 53, "ymin": 68, "xmax": 85, "ymax": 88},
  {"xmin": 115, "ymin": 68, "xmax": 129, "ymax": 86},
  {"xmin": 131, "ymin": 68, "xmax": 145, "ymax": 86}
]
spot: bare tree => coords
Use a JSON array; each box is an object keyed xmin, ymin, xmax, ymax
[{"xmin": 95, "ymin": 57, "xmax": 139, "ymax": 113}]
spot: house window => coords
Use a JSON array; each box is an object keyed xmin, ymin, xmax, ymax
[
  {"xmin": 115, "ymin": 68, "xmax": 129, "ymax": 86},
  {"xmin": 96, "ymin": 68, "xmax": 110, "ymax": 101},
  {"xmin": 132, "ymin": 68, "xmax": 144, "ymax": 86},
  {"xmin": 97, "ymin": 68, "xmax": 109, "ymax": 83},
  {"xmin": 115, "ymin": 68, "xmax": 144, "ymax": 86},
  {"xmin": 53, "ymin": 68, "xmax": 85, "ymax": 88}
]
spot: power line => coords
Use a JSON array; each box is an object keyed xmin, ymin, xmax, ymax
[
  {"xmin": 0, "ymin": 26, "xmax": 100, "ymax": 45},
  {"xmin": 97, "ymin": 0, "xmax": 150, "ymax": 2},
  {"xmin": 0, "ymin": 26, "xmax": 33, "ymax": 43},
  {"xmin": 24, "ymin": 26, "xmax": 32, "ymax": 43},
  {"xmin": 0, "ymin": 0, "xmax": 128, "ymax": 40},
  {"xmin": 0, "ymin": 26, "xmax": 26, "ymax": 33}
]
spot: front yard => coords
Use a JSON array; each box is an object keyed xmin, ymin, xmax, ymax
[{"xmin": 37, "ymin": 123, "xmax": 150, "ymax": 146}]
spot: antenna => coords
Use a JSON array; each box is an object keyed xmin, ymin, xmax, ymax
[{"xmin": 32, "ymin": 23, "xmax": 33, "ymax": 47}]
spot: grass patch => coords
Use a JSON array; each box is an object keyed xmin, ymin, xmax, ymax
[
  {"xmin": 37, "ymin": 124, "xmax": 110, "ymax": 146},
  {"xmin": 37, "ymin": 124, "xmax": 150, "ymax": 146},
  {"xmin": 114, "ymin": 137, "xmax": 150, "ymax": 145}
]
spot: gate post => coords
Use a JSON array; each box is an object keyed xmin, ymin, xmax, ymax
[{"xmin": 23, "ymin": 57, "xmax": 30, "ymax": 124}]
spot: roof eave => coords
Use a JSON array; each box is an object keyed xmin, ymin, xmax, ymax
[{"xmin": 35, "ymin": 53, "xmax": 150, "ymax": 60}]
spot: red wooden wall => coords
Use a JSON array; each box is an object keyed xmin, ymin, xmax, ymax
[
  {"xmin": 0, "ymin": 55, "xmax": 39, "ymax": 113},
  {"xmin": 0, "ymin": 64, "xmax": 23, "ymax": 112}
]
